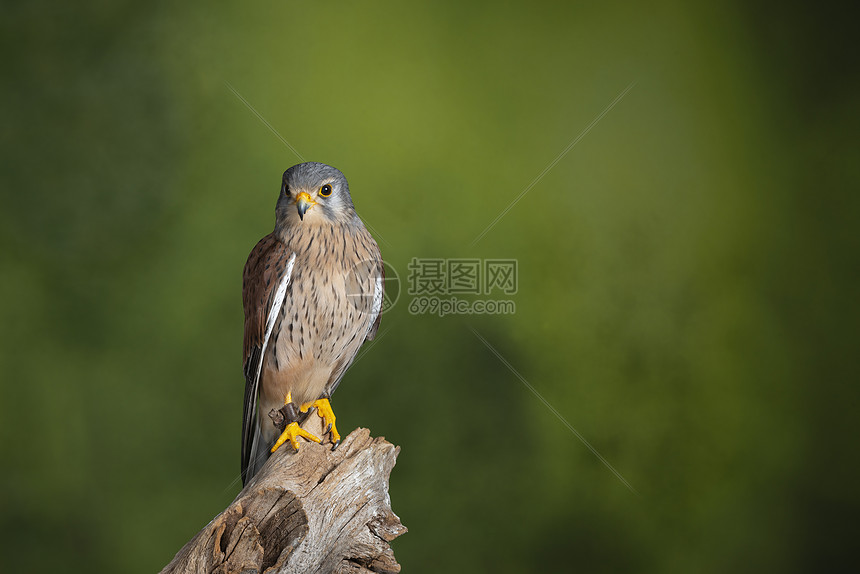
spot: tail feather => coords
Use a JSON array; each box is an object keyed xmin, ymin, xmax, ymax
[{"xmin": 241, "ymin": 420, "xmax": 271, "ymax": 486}]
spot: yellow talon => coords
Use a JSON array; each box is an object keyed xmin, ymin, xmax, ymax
[
  {"xmin": 301, "ymin": 398, "xmax": 341, "ymax": 445},
  {"xmin": 271, "ymin": 391, "xmax": 320, "ymax": 453},
  {"xmin": 271, "ymin": 421, "xmax": 321, "ymax": 453}
]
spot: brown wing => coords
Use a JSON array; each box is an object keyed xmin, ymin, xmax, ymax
[{"xmin": 241, "ymin": 233, "xmax": 293, "ymax": 483}]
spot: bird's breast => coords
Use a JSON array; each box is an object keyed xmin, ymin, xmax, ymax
[{"xmin": 260, "ymin": 224, "xmax": 379, "ymax": 407}]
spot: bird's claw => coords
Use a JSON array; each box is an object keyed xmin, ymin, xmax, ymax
[
  {"xmin": 301, "ymin": 398, "xmax": 341, "ymax": 447},
  {"xmin": 270, "ymin": 421, "xmax": 321, "ymax": 453}
]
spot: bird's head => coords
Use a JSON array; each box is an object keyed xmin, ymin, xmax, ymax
[{"xmin": 275, "ymin": 162, "xmax": 358, "ymax": 228}]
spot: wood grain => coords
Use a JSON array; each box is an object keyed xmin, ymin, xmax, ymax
[{"xmin": 161, "ymin": 413, "xmax": 405, "ymax": 574}]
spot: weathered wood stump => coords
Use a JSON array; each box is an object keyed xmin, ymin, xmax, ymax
[{"xmin": 160, "ymin": 413, "xmax": 405, "ymax": 574}]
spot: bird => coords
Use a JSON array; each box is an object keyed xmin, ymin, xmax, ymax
[{"xmin": 240, "ymin": 162, "xmax": 383, "ymax": 485}]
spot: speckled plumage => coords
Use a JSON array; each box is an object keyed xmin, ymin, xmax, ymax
[{"xmin": 241, "ymin": 163, "xmax": 383, "ymax": 484}]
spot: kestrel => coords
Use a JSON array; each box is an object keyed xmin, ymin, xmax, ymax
[{"xmin": 241, "ymin": 162, "xmax": 383, "ymax": 485}]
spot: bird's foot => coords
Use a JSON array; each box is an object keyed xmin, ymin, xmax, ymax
[
  {"xmin": 270, "ymin": 392, "xmax": 320, "ymax": 453},
  {"xmin": 301, "ymin": 398, "xmax": 341, "ymax": 448},
  {"xmin": 270, "ymin": 421, "xmax": 321, "ymax": 453}
]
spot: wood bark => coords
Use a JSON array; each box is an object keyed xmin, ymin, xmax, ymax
[{"xmin": 160, "ymin": 413, "xmax": 405, "ymax": 574}]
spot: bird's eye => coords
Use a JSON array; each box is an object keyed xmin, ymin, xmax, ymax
[{"xmin": 319, "ymin": 184, "xmax": 333, "ymax": 197}]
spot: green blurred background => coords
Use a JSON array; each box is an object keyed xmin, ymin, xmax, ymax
[{"xmin": 2, "ymin": 0, "xmax": 857, "ymax": 572}]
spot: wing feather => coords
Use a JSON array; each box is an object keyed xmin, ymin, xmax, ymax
[
  {"xmin": 241, "ymin": 235, "xmax": 295, "ymax": 483},
  {"xmin": 365, "ymin": 252, "xmax": 384, "ymax": 341}
]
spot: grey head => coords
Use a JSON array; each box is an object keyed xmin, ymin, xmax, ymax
[{"xmin": 275, "ymin": 162, "xmax": 359, "ymax": 229}]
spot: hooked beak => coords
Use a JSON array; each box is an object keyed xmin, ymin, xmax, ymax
[{"xmin": 295, "ymin": 192, "xmax": 316, "ymax": 220}]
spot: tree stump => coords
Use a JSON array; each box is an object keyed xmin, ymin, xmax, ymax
[{"xmin": 160, "ymin": 413, "xmax": 405, "ymax": 574}]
